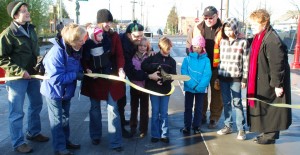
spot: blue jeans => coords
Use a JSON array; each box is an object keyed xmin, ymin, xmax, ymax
[
  {"xmin": 220, "ymin": 81, "xmax": 245, "ymax": 131},
  {"xmin": 46, "ymin": 97, "xmax": 71, "ymax": 152},
  {"xmin": 184, "ymin": 91, "xmax": 204, "ymax": 129},
  {"xmin": 6, "ymin": 79, "xmax": 43, "ymax": 148},
  {"xmin": 150, "ymin": 95, "xmax": 170, "ymax": 138},
  {"xmin": 89, "ymin": 93, "xmax": 122, "ymax": 149}
]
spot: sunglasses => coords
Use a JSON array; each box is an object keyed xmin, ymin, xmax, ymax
[{"xmin": 204, "ymin": 14, "xmax": 216, "ymax": 20}]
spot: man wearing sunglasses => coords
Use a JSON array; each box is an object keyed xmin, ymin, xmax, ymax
[{"xmin": 186, "ymin": 6, "xmax": 223, "ymax": 129}]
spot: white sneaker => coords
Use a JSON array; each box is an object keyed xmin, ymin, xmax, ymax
[
  {"xmin": 237, "ymin": 130, "xmax": 246, "ymax": 140},
  {"xmin": 217, "ymin": 126, "xmax": 232, "ymax": 135}
]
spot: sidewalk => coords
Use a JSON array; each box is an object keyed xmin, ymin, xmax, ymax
[{"xmin": 200, "ymin": 54, "xmax": 300, "ymax": 155}]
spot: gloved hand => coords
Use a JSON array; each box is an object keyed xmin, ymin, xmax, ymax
[{"xmin": 76, "ymin": 72, "xmax": 84, "ymax": 80}]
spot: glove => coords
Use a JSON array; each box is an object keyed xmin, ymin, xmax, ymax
[{"xmin": 76, "ymin": 72, "xmax": 84, "ymax": 80}]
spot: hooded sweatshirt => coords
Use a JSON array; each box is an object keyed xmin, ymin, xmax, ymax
[{"xmin": 218, "ymin": 17, "xmax": 249, "ymax": 83}]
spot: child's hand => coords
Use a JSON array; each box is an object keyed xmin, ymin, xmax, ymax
[
  {"xmin": 157, "ymin": 80, "xmax": 163, "ymax": 85},
  {"xmin": 118, "ymin": 68, "xmax": 126, "ymax": 79},
  {"xmin": 86, "ymin": 69, "xmax": 92, "ymax": 73},
  {"xmin": 149, "ymin": 71, "xmax": 161, "ymax": 81},
  {"xmin": 241, "ymin": 82, "xmax": 246, "ymax": 89}
]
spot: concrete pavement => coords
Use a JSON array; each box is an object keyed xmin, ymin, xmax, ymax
[{"xmin": 0, "ymin": 51, "xmax": 299, "ymax": 155}]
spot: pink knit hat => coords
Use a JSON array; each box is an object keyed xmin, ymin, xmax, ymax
[
  {"xmin": 94, "ymin": 27, "xmax": 103, "ymax": 42},
  {"xmin": 192, "ymin": 35, "xmax": 205, "ymax": 48}
]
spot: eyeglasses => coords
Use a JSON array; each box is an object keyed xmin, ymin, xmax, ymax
[{"xmin": 204, "ymin": 14, "xmax": 216, "ymax": 20}]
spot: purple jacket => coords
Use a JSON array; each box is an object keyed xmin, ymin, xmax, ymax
[{"xmin": 131, "ymin": 53, "xmax": 148, "ymax": 87}]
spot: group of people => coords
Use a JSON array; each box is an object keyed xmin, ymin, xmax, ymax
[
  {"xmin": 183, "ymin": 5, "xmax": 291, "ymax": 145},
  {"xmin": 0, "ymin": 1, "xmax": 292, "ymax": 155}
]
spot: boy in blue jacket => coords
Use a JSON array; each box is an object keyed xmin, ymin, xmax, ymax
[{"xmin": 180, "ymin": 36, "xmax": 212, "ymax": 134}]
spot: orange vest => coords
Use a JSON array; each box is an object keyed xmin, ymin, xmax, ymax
[{"xmin": 213, "ymin": 31, "xmax": 222, "ymax": 67}]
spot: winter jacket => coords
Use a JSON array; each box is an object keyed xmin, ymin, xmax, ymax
[
  {"xmin": 82, "ymin": 39, "xmax": 112, "ymax": 74},
  {"xmin": 119, "ymin": 33, "xmax": 148, "ymax": 81},
  {"xmin": 131, "ymin": 53, "xmax": 148, "ymax": 87},
  {"xmin": 81, "ymin": 31, "xmax": 125, "ymax": 101},
  {"xmin": 0, "ymin": 22, "xmax": 39, "ymax": 76},
  {"xmin": 40, "ymin": 38, "xmax": 81, "ymax": 100},
  {"xmin": 141, "ymin": 52, "xmax": 176, "ymax": 94},
  {"xmin": 218, "ymin": 17, "xmax": 249, "ymax": 83},
  {"xmin": 186, "ymin": 19, "xmax": 223, "ymax": 69},
  {"xmin": 247, "ymin": 26, "xmax": 292, "ymax": 132},
  {"xmin": 181, "ymin": 52, "xmax": 212, "ymax": 93}
]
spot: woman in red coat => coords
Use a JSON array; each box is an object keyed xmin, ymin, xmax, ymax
[{"xmin": 81, "ymin": 9, "xmax": 125, "ymax": 152}]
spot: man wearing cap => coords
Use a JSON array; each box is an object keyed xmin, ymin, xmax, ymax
[
  {"xmin": 0, "ymin": 1, "xmax": 49, "ymax": 153},
  {"xmin": 186, "ymin": 6, "xmax": 223, "ymax": 129}
]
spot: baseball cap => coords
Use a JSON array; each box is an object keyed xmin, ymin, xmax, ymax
[{"xmin": 203, "ymin": 6, "xmax": 218, "ymax": 16}]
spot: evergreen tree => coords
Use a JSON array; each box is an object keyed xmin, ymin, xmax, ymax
[{"xmin": 165, "ymin": 6, "xmax": 178, "ymax": 35}]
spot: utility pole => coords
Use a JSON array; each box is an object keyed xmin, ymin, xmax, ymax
[
  {"xmin": 220, "ymin": 0, "xmax": 224, "ymax": 20},
  {"xmin": 131, "ymin": 0, "xmax": 137, "ymax": 21},
  {"xmin": 59, "ymin": 0, "xmax": 62, "ymax": 22},
  {"xmin": 140, "ymin": 1, "xmax": 144, "ymax": 25},
  {"xmin": 109, "ymin": 0, "xmax": 111, "ymax": 11},
  {"xmin": 76, "ymin": 0, "xmax": 80, "ymax": 24},
  {"xmin": 225, "ymin": 0, "xmax": 229, "ymax": 19}
]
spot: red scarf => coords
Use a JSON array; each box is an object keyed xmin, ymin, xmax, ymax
[{"xmin": 247, "ymin": 29, "xmax": 266, "ymax": 107}]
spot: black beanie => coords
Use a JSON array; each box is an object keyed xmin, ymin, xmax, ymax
[
  {"xmin": 97, "ymin": 9, "xmax": 113, "ymax": 23},
  {"xmin": 7, "ymin": 1, "xmax": 28, "ymax": 19},
  {"xmin": 126, "ymin": 20, "xmax": 144, "ymax": 33}
]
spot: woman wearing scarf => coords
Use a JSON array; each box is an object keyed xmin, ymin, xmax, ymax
[{"xmin": 247, "ymin": 9, "xmax": 291, "ymax": 145}]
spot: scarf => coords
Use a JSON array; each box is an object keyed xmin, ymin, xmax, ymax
[{"xmin": 247, "ymin": 29, "xmax": 266, "ymax": 108}]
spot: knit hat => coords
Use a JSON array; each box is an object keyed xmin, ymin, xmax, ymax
[
  {"xmin": 7, "ymin": 1, "xmax": 28, "ymax": 19},
  {"xmin": 125, "ymin": 20, "xmax": 144, "ymax": 33},
  {"xmin": 97, "ymin": 9, "xmax": 113, "ymax": 23},
  {"xmin": 203, "ymin": 6, "xmax": 217, "ymax": 16},
  {"xmin": 192, "ymin": 36, "xmax": 206, "ymax": 48},
  {"xmin": 94, "ymin": 27, "xmax": 103, "ymax": 42}
]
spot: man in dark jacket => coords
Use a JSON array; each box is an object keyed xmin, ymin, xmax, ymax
[
  {"xmin": 118, "ymin": 21, "xmax": 160, "ymax": 138},
  {"xmin": 186, "ymin": 6, "xmax": 223, "ymax": 129},
  {"xmin": 0, "ymin": 1, "xmax": 49, "ymax": 153}
]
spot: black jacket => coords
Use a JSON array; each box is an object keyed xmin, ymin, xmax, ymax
[
  {"xmin": 119, "ymin": 33, "xmax": 148, "ymax": 80},
  {"xmin": 141, "ymin": 52, "xmax": 176, "ymax": 94},
  {"xmin": 247, "ymin": 26, "xmax": 292, "ymax": 132}
]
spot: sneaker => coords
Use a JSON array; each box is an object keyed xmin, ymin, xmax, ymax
[
  {"xmin": 237, "ymin": 130, "xmax": 246, "ymax": 140},
  {"xmin": 208, "ymin": 120, "xmax": 217, "ymax": 129},
  {"xmin": 15, "ymin": 143, "xmax": 33, "ymax": 153},
  {"xmin": 26, "ymin": 133, "xmax": 49, "ymax": 142},
  {"xmin": 180, "ymin": 127, "xmax": 190, "ymax": 134},
  {"xmin": 217, "ymin": 126, "xmax": 232, "ymax": 135},
  {"xmin": 193, "ymin": 127, "xmax": 201, "ymax": 134}
]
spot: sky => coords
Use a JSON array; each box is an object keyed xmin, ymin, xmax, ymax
[{"xmin": 61, "ymin": 0, "xmax": 299, "ymax": 31}]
